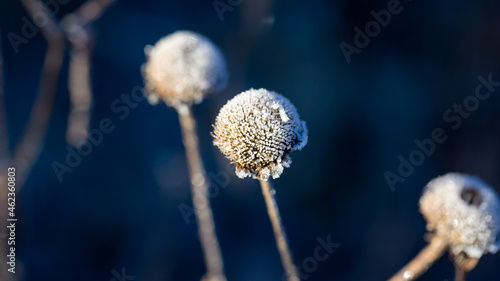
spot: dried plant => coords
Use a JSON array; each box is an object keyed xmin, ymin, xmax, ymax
[
  {"xmin": 62, "ymin": 0, "xmax": 117, "ymax": 146},
  {"xmin": 213, "ymin": 88, "xmax": 308, "ymax": 281},
  {"xmin": 10, "ymin": 0, "xmax": 115, "ymax": 188},
  {"xmin": 143, "ymin": 31, "xmax": 228, "ymax": 109},
  {"xmin": 0, "ymin": 0, "xmax": 114, "ymax": 279},
  {"xmin": 0, "ymin": 1, "xmax": 66, "ymax": 280},
  {"xmin": 389, "ymin": 173, "xmax": 500, "ymax": 281},
  {"xmin": 213, "ymin": 88, "xmax": 307, "ymax": 180},
  {"xmin": 142, "ymin": 31, "xmax": 228, "ymax": 281},
  {"xmin": 16, "ymin": 0, "xmax": 66, "ymax": 189}
]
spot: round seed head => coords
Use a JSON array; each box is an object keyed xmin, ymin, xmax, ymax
[
  {"xmin": 142, "ymin": 31, "xmax": 228, "ymax": 107},
  {"xmin": 213, "ymin": 88, "xmax": 308, "ymax": 180},
  {"xmin": 420, "ymin": 173, "xmax": 500, "ymax": 258}
]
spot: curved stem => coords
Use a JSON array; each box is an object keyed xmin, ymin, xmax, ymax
[
  {"xmin": 15, "ymin": 0, "xmax": 65, "ymax": 190},
  {"xmin": 177, "ymin": 106, "xmax": 226, "ymax": 281},
  {"xmin": 453, "ymin": 253, "xmax": 478, "ymax": 281},
  {"xmin": 1, "ymin": 2, "xmax": 64, "ymax": 280},
  {"xmin": 259, "ymin": 180, "xmax": 300, "ymax": 281},
  {"xmin": 388, "ymin": 236, "xmax": 448, "ymax": 281}
]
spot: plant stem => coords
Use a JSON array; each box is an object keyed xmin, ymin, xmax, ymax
[
  {"xmin": 16, "ymin": 0, "xmax": 65, "ymax": 189},
  {"xmin": 388, "ymin": 236, "xmax": 448, "ymax": 281},
  {"xmin": 177, "ymin": 106, "xmax": 226, "ymax": 281},
  {"xmin": 66, "ymin": 44, "xmax": 93, "ymax": 146},
  {"xmin": 62, "ymin": 0, "xmax": 116, "ymax": 146},
  {"xmin": 453, "ymin": 253, "xmax": 478, "ymax": 281},
  {"xmin": 454, "ymin": 265, "xmax": 468, "ymax": 281},
  {"xmin": 0, "ymin": 2, "xmax": 64, "ymax": 280},
  {"xmin": 259, "ymin": 180, "xmax": 300, "ymax": 281}
]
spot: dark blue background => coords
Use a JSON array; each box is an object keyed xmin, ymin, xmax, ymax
[{"xmin": 2, "ymin": 0, "xmax": 500, "ymax": 280}]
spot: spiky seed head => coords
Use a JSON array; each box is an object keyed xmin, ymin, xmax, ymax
[
  {"xmin": 420, "ymin": 173, "xmax": 500, "ymax": 258},
  {"xmin": 142, "ymin": 31, "xmax": 228, "ymax": 107},
  {"xmin": 213, "ymin": 88, "xmax": 308, "ymax": 180}
]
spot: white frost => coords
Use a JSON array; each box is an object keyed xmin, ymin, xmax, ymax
[
  {"xmin": 420, "ymin": 173, "xmax": 500, "ymax": 258},
  {"xmin": 142, "ymin": 31, "xmax": 228, "ymax": 107},
  {"xmin": 213, "ymin": 88, "xmax": 308, "ymax": 180}
]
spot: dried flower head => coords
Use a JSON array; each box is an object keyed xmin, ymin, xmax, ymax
[
  {"xmin": 142, "ymin": 31, "xmax": 228, "ymax": 107},
  {"xmin": 420, "ymin": 173, "xmax": 500, "ymax": 258},
  {"xmin": 213, "ymin": 88, "xmax": 308, "ymax": 180}
]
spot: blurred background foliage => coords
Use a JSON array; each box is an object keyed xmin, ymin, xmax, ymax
[{"xmin": 1, "ymin": 0, "xmax": 500, "ymax": 280}]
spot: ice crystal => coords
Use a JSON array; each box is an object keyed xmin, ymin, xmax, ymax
[
  {"xmin": 213, "ymin": 88, "xmax": 308, "ymax": 180},
  {"xmin": 142, "ymin": 31, "xmax": 228, "ymax": 107},
  {"xmin": 420, "ymin": 173, "xmax": 500, "ymax": 258}
]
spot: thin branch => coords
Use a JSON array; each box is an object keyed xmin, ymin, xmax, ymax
[
  {"xmin": 73, "ymin": 0, "xmax": 117, "ymax": 24},
  {"xmin": 62, "ymin": 0, "xmax": 116, "ymax": 146},
  {"xmin": 259, "ymin": 180, "xmax": 300, "ymax": 281},
  {"xmin": 65, "ymin": 44, "xmax": 92, "ymax": 146},
  {"xmin": 15, "ymin": 0, "xmax": 65, "ymax": 189},
  {"xmin": 1, "ymin": 2, "xmax": 64, "ymax": 279},
  {"xmin": 388, "ymin": 236, "xmax": 448, "ymax": 281},
  {"xmin": 177, "ymin": 106, "xmax": 226, "ymax": 281}
]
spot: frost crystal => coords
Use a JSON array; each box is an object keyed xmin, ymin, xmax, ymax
[
  {"xmin": 420, "ymin": 173, "xmax": 500, "ymax": 258},
  {"xmin": 142, "ymin": 31, "xmax": 228, "ymax": 107},
  {"xmin": 213, "ymin": 88, "xmax": 308, "ymax": 180}
]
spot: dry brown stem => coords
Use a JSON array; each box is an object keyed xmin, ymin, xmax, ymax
[
  {"xmin": 177, "ymin": 106, "xmax": 226, "ymax": 281},
  {"xmin": 259, "ymin": 180, "xmax": 300, "ymax": 281},
  {"xmin": 16, "ymin": 0, "xmax": 65, "ymax": 189},
  {"xmin": 388, "ymin": 235, "xmax": 448, "ymax": 281},
  {"xmin": 62, "ymin": 0, "xmax": 116, "ymax": 146}
]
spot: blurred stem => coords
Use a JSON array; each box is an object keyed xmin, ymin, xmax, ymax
[
  {"xmin": 15, "ymin": 0, "xmax": 65, "ymax": 189},
  {"xmin": 65, "ymin": 43, "xmax": 92, "ymax": 146},
  {"xmin": 177, "ymin": 105, "xmax": 226, "ymax": 281},
  {"xmin": 453, "ymin": 253, "xmax": 478, "ymax": 281},
  {"xmin": 454, "ymin": 266, "xmax": 468, "ymax": 281},
  {"xmin": 1, "ymin": 1, "xmax": 64, "ymax": 280},
  {"xmin": 259, "ymin": 180, "xmax": 300, "ymax": 281},
  {"xmin": 388, "ymin": 236, "xmax": 448, "ymax": 281},
  {"xmin": 72, "ymin": 0, "xmax": 117, "ymax": 25},
  {"xmin": 62, "ymin": 0, "xmax": 116, "ymax": 146}
]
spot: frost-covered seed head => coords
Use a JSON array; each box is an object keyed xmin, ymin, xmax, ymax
[
  {"xmin": 213, "ymin": 88, "xmax": 308, "ymax": 180},
  {"xmin": 142, "ymin": 31, "xmax": 228, "ymax": 107},
  {"xmin": 420, "ymin": 173, "xmax": 500, "ymax": 258}
]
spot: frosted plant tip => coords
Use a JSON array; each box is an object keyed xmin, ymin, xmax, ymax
[
  {"xmin": 142, "ymin": 30, "xmax": 228, "ymax": 108},
  {"xmin": 419, "ymin": 173, "xmax": 500, "ymax": 258},
  {"xmin": 212, "ymin": 88, "xmax": 308, "ymax": 180}
]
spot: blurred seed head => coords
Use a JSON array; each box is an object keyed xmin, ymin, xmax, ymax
[
  {"xmin": 420, "ymin": 173, "xmax": 500, "ymax": 258},
  {"xmin": 142, "ymin": 31, "xmax": 228, "ymax": 107},
  {"xmin": 213, "ymin": 88, "xmax": 308, "ymax": 180}
]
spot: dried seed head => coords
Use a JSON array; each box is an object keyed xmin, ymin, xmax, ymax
[
  {"xmin": 420, "ymin": 173, "xmax": 500, "ymax": 258},
  {"xmin": 213, "ymin": 88, "xmax": 308, "ymax": 180},
  {"xmin": 142, "ymin": 31, "xmax": 228, "ymax": 107}
]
